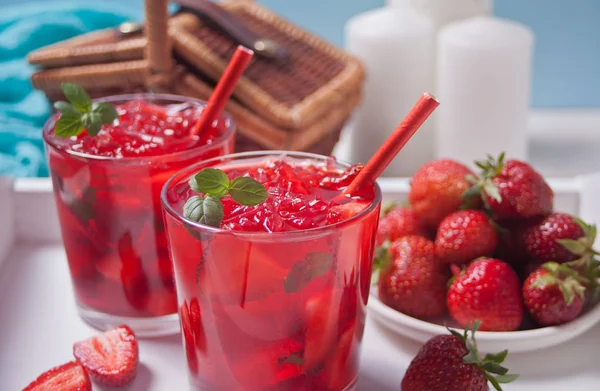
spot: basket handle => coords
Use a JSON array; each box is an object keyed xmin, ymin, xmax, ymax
[{"xmin": 145, "ymin": 0, "xmax": 173, "ymax": 81}]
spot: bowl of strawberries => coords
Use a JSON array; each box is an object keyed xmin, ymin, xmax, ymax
[{"xmin": 369, "ymin": 153, "xmax": 600, "ymax": 353}]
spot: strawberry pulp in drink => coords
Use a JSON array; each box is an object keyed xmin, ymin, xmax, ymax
[
  {"xmin": 43, "ymin": 95, "xmax": 235, "ymax": 326},
  {"xmin": 162, "ymin": 153, "xmax": 382, "ymax": 391}
]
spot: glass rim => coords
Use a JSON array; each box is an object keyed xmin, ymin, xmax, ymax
[
  {"xmin": 160, "ymin": 150, "xmax": 383, "ymax": 239},
  {"xmin": 42, "ymin": 92, "xmax": 236, "ymax": 163}
]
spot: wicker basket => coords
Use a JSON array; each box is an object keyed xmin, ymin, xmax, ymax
[{"xmin": 28, "ymin": 0, "xmax": 365, "ymax": 154}]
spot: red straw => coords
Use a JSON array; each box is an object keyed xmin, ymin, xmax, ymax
[
  {"xmin": 191, "ymin": 45, "xmax": 254, "ymax": 136},
  {"xmin": 340, "ymin": 92, "xmax": 440, "ymax": 199}
]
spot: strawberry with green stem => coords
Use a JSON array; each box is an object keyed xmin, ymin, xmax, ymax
[
  {"xmin": 523, "ymin": 262, "xmax": 587, "ymax": 326},
  {"xmin": 465, "ymin": 152, "xmax": 553, "ymax": 221},
  {"xmin": 518, "ymin": 213, "xmax": 587, "ymax": 264},
  {"xmin": 555, "ymin": 216, "xmax": 600, "ymax": 298},
  {"xmin": 401, "ymin": 320, "xmax": 519, "ymax": 391}
]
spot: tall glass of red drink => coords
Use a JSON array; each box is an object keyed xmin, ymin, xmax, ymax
[
  {"xmin": 161, "ymin": 151, "xmax": 382, "ymax": 390},
  {"xmin": 43, "ymin": 94, "xmax": 235, "ymax": 337}
]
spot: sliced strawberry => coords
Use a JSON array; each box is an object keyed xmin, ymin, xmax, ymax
[
  {"xmin": 95, "ymin": 234, "xmax": 150, "ymax": 312},
  {"xmin": 325, "ymin": 201, "xmax": 370, "ymax": 225},
  {"xmin": 205, "ymin": 240, "xmax": 288, "ymax": 305},
  {"xmin": 181, "ymin": 298, "xmax": 206, "ymax": 353},
  {"xmin": 338, "ymin": 282, "xmax": 359, "ymax": 335},
  {"xmin": 189, "ymin": 298, "xmax": 206, "ymax": 351},
  {"xmin": 303, "ymin": 290, "xmax": 338, "ymax": 371},
  {"xmin": 24, "ymin": 361, "xmax": 91, "ymax": 391},
  {"xmin": 219, "ymin": 292, "xmax": 302, "ymax": 342},
  {"xmin": 324, "ymin": 323, "xmax": 359, "ymax": 390},
  {"xmin": 180, "ymin": 300, "xmax": 199, "ymax": 374},
  {"xmin": 73, "ymin": 324, "xmax": 139, "ymax": 387},
  {"xmin": 60, "ymin": 227, "xmax": 98, "ymax": 281}
]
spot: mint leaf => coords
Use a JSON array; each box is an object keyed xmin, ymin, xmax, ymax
[
  {"xmin": 67, "ymin": 186, "xmax": 96, "ymax": 221},
  {"xmin": 54, "ymin": 101, "xmax": 80, "ymax": 115},
  {"xmin": 284, "ymin": 262, "xmax": 311, "ymax": 293},
  {"xmin": 229, "ymin": 176, "xmax": 268, "ymax": 206},
  {"xmin": 54, "ymin": 111, "xmax": 84, "ymax": 137},
  {"xmin": 284, "ymin": 252, "xmax": 334, "ymax": 294},
  {"xmin": 305, "ymin": 252, "xmax": 334, "ymax": 277},
  {"xmin": 184, "ymin": 195, "xmax": 224, "ymax": 228},
  {"xmin": 92, "ymin": 102, "xmax": 119, "ymax": 124},
  {"xmin": 184, "ymin": 168, "xmax": 268, "ymax": 229},
  {"xmin": 190, "ymin": 168, "xmax": 230, "ymax": 198},
  {"xmin": 281, "ymin": 353, "xmax": 303, "ymax": 366},
  {"xmin": 82, "ymin": 112, "xmax": 103, "ymax": 136},
  {"xmin": 61, "ymin": 82, "xmax": 92, "ymax": 113}
]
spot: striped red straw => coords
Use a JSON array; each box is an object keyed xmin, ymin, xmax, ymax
[
  {"xmin": 191, "ymin": 45, "xmax": 254, "ymax": 136},
  {"xmin": 339, "ymin": 92, "xmax": 440, "ymax": 200}
]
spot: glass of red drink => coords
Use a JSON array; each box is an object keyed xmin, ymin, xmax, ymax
[
  {"xmin": 161, "ymin": 151, "xmax": 382, "ymax": 391},
  {"xmin": 43, "ymin": 94, "xmax": 235, "ymax": 337}
]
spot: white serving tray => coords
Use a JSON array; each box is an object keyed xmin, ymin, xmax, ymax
[{"xmin": 1, "ymin": 176, "xmax": 599, "ymax": 390}]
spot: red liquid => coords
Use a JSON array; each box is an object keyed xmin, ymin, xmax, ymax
[
  {"xmin": 163, "ymin": 156, "xmax": 381, "ymax": 391},
  {"xmin": 44, "ymin": 98, "xmax": 234, "ymax": 319}
]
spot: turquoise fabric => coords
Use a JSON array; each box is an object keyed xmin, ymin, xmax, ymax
[{"xmin": 0, "ymin": 1, "xmax": 143, "ymax": 177}]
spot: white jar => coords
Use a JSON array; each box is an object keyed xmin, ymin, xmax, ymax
[
  {"xmin": 435, "ymin": 16, "xmax": 534, "ymax": 167},
  {"xmin": 344, "ymin": 6, "xmax": 435, "ymax": 177},
  {"xmin": 387, "ymin": 0, "xmax": 493, "ymax": 29}
]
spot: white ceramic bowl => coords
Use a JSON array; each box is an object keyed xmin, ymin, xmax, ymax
[{"xmin": 367, "ymin": 290, "xmax": 600, "ymax": 353}]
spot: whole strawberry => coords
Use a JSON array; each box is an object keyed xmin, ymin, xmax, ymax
[
  {"xmin": 523, "ymin": 263, "xmax": 586, "ymax": 326},
  {"xmin": 518, "ymin": 213, "xmax": 588, "ymax": 264},
  {"xmin": 435, "ymin": 210, "xmax": 498, "ymax": 264},
  {"xmin": 448, "ymin": 258, "xmax": 523, "ymax": 331},
  {"xmin": 401, "ymin": 320, "xmax": 519, "ymax": 391},
  {"xmin": 376, "ymin": 205, "xmax": 428, "ymax": 246},
  {"xmin": 468, "ymin": 153, "xmax": 553, "ymax": 220},
  {"xmin": 409, "ymin": 159, "xmax": 479, "ymax": 230},
  {"xmin": 378, "ymin": 236, "xmax": 450, "ymax": 320}
]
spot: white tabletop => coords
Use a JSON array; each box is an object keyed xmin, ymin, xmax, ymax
[{"xmin": 0, "ymin": 244, "xmax": 598, "ymax": 390}]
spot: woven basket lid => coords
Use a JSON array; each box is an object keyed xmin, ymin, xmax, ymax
[{"xmin": 170, "ymin": 1, "xmax": 364, "ymax": 131}]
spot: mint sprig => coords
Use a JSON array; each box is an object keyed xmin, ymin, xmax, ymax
[
  {"xmin": 184, "ymin": 168, "xmax": 268, "ymax": 228},
  {"xmin": 53, "ymin": 82, "xmax": 119, "ymax": 137}
]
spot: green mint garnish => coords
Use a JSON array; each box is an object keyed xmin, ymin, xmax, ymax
[
  {"xmin": 189, "ymin": 168, "xmax": 230, "ymax": 198},
  {"xmin": 284, "ymin": 252, "xmax": 334, "ymax": 293},
  {"xmin": 183, "ymin": 168, "xmax": 268, "ymax": 228},
  {"xmin": 184, "ymin": 195, "xmax": 225, "ymax": 228},
  {"xmin": 53, "ymin": 82, "xmax": 119, "ymax": 138}
]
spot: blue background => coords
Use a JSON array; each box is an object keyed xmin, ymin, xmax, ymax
[
  {"xmin": 260, "ymin": 0, "xmax": 600, "ymax": 109},
  {"xmin": 1, "ymin": 0, "xmax": 598, "ymax": 108}
]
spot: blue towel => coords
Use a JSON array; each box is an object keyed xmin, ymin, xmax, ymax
[{"xmin": 0, "ymin": 1, "xmax": 144, "ymax": 177}]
